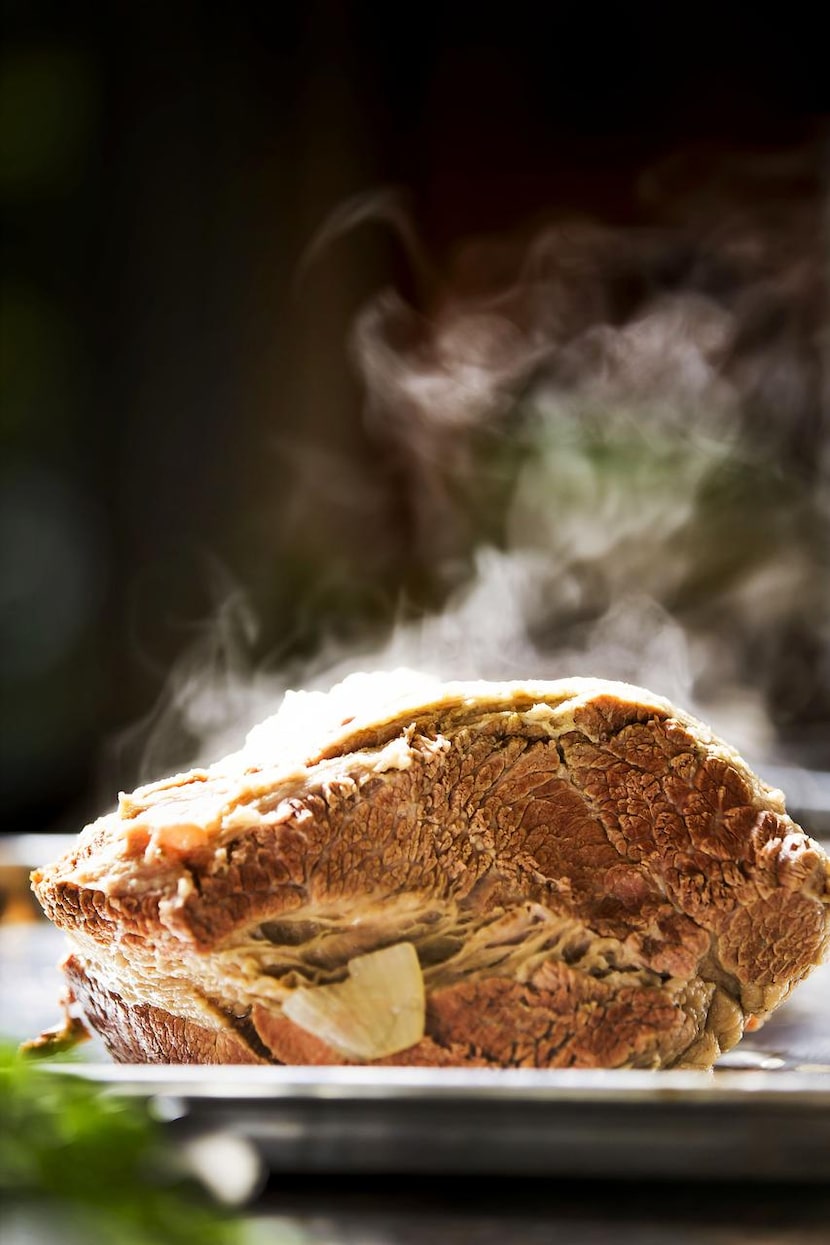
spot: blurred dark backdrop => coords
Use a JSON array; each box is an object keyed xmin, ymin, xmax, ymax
[{"xmin": 2, "ymin": 1, "xmax": 828, "ymax": 834}]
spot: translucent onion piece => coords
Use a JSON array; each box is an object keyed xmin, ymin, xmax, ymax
[{"xmin": 281, "ymin": 942, "xmax": 425, "ymax": 1060}]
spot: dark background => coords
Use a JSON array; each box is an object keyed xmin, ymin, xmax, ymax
[{"xmin": 2, "ymin": 1, "xmax": 828, "ymax": 835}]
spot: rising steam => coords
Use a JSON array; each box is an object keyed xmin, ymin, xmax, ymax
[{"xmin": 118, "ymin": 140, "xmax": 830, "ymax": 790}]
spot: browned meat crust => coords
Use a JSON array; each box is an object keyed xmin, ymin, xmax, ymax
[
  {"xmin": 32, "ymin": 678, "xmax": 830, "ymax": 1068},
  {"xmin": 63, "ymin": 955, "xmax": 265, "ymax": 1064}
]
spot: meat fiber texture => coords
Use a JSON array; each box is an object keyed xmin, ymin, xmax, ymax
[{"xmin": 32, "ymin": 674, "xmax": 830, "ymax": 1069}]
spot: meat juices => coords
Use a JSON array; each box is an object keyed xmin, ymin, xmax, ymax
[{"xmin": 32, "ymin": 676, "xmax": 830, "ymax": 1068}]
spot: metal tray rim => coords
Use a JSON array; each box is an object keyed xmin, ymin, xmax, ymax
[{"xmin": 55, "ymin": 1062, "xmax": 830, "ymax": 1105}]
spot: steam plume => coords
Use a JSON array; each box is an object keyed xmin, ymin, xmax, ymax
[{"xmin": 121, "ymin": 140, "xmax": 830, "ymax": 789}]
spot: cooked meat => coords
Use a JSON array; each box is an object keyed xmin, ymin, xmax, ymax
[{"xmin": 32, "ymin": 674, "xmax": 830, "ymax": 1068}]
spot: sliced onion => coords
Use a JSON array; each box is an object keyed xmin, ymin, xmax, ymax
[{"xmin": 281, "ymin": 942, "xmax": 425, "ymax": 1060}]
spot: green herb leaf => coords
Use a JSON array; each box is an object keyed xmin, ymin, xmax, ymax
[{"xmin": 0, "ymin": 1041, "xmax": 245, "ymax": 1245}]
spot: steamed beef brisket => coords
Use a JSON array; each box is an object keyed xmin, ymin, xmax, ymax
[{"xmin": 32, "ymin": 676, "xmax": 830, "ymax": 1068}]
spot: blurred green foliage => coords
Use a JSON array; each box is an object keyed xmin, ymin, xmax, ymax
[{"xmin": 0, "ymin": 1043, "xmax": 244, "ymax": 1245}]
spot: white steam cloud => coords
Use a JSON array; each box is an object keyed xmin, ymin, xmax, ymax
[{"xmin": 118, "ymin": 142, "xmax": 830, "ymax": 790}]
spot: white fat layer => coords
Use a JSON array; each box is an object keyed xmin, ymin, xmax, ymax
[
  {"xmin": 66, "ymin": 930, "xmax": 231, "ymax": 1030},
  {"xmin": 235, "ymin": 671, "xmax": 670, "ymax": 771}
]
